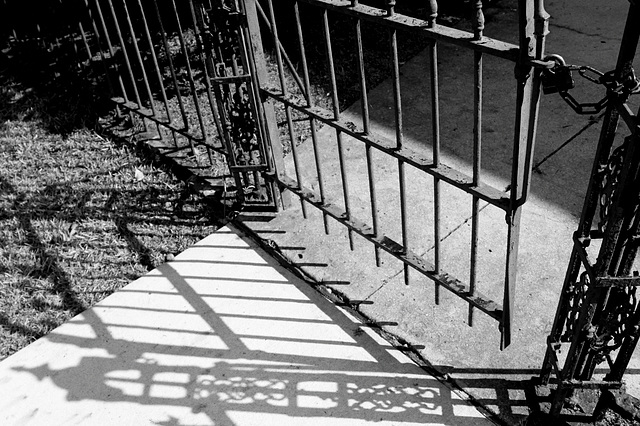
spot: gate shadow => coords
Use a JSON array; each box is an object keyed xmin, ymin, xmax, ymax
[{"xmin": 0, "ymin": 229, "xmax": 493, "ymax": 425}]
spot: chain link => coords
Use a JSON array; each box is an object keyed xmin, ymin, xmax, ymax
[{"xmin": 538, "ymin": 54, "xmax": 640, "ymax": 115}]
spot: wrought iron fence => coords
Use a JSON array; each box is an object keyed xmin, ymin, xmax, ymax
[
  {"xmin": 1, "ymin": 0, "xmax": 551, "ymax": 349},
  {"xmin": 539, "ymin": 1, "xmax": 640, "ymax": 416},
  {"xmin": 1, "ymin": 0, "xmax": 278, "ymax": 209}
]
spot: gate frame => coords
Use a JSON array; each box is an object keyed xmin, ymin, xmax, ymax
[{"xmin": 241, "ymin": 0, "xmax": 551, "ymax": 349}]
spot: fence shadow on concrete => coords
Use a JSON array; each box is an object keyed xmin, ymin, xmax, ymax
[{"xmin": 0, "ymin": 227, "xmax": 494, "ymax": 425}]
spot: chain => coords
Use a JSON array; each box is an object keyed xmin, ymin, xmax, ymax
[{"xmin": 537, "ymin": 55, "xmax": 640, "ymax": 115}]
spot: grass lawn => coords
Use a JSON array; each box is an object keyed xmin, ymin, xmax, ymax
[{"xmin": 0, "ymin": 69, "xmax": 220, "ymax": 360}]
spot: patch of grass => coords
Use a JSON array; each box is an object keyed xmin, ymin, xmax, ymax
[{"xmin": 0, "ymin": 74, "xmax": 219, "ymax": 361}]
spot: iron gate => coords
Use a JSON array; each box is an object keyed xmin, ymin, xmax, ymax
[
  {"xmin": 2, "ymin": 0, "xmax": 549, "ymax": 349},
  {"xmin": 49, "ymin": 0, "xmax": 282, "ymax": 210},
  {"xmin": 240, "ymin": 0, "xmax": 549, "ymax": 349}
]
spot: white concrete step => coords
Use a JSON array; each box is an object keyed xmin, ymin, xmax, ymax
[{"xmin": 0, "ymin": 225, "xmax": 493, "ymax": 426}]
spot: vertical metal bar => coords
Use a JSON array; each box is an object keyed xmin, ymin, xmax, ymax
[
  {"xmin": 265, "ymin": 0, "xmax": 306, "ymax": 217},
  {"xmin": 469, "ymin": 49, "xmax": 482, "ymax": 326},
  {"xmin": 105, "ymin": 0, "xmax": 142, "ymax": 107},
  {"xmin": 136, "ymin": 0, "xmax": 171, "ymax": 123},
  {"xmin": 323, "ymin": 9, "xmax": 354, "ymax": 250},
  {"xmin": 244, "ymin": 0, "xmax": 287, "ymax": 210},
  {"xmin": 83, "ymin": 0, "xmax": 115, "ymax": 95},
  {"xmin": 389, "ymin": 27, "xmax": 408, "ymax": 284},
  {"xmin": 152, "ymin": 0, "xmax": 188, "ymax": 131},
  {"xmin": 503, "ymin": 0, "xmax": 548, "ymax": 349},
  {"xmin": 78, "ymin": 21, "xmax": 92, "ymax": 61},
  {"xmin": 150, "ymin": 0, "xmax": 187, "ymax": 149},
  {"xmin": 92, "ymin": 0, "xmax": 127, "ymax": 100},
  {"xmin": 429, "ymin": 37, "xmax": 441, "ymax": 303},
  {"xmin": 254, "ymin": 2, "xmax": 307, "ymax": 99},
  {"xmin": 427, "ymin": 0, "xmax": 440, "ymax": 301},
  {"xmin": 294, "ymin": 0, "xmax": 329, "ymax": 230},
  {"xmin": 187, "ymin": 0, "xmax": 228, "ymax": 167},
  {"xmin": 235, "ymin": 2, "xmax": 271, "ymax": 169},
  {"xmin": 354, "ymin": 13, "xmax": 380, "ymax": 266},
  {"xmin": 169, "ymin": 0, "xmax": 207, "ymax": 154},
  {"xmin": 119, "ymin": 0, "xmax": 155, "ymax": 118}
]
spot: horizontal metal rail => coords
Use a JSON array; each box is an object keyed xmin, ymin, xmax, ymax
[
  {"xmin": 264, "ymin": 88, "xmax": 511, "ymax": 211},
  {"xmin": 273, "ymin": 174, "xmax": 504, "ymax": 321},
  {"xmin": 111, "ymin": 97, "xmax": 227, "ymax": 151},
  {"xmin": 299, "ymin": 0, "xmax": 520, "ymax": 61}
]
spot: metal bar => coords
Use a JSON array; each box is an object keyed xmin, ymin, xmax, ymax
[
  {"xmin": 189, "ymin": 0, "xmax": 230, "ymax": 151},
  {"xmin": 102, "ymin": 0, "xmax": 140, "ymax": 104},
  {"xmin": 182, "ymin": 0, "xmax": 225, "ymax": 156},
  {"xmin": 266, "ymin": 0, "xmax": 307, "ymax": 217},
  {"xmin": 169, "ymin": 0, "xmax": 208, "ymax": 153},
  {"xmin": 119, "ymin": 0, "xmax": 155, "ymax": 119},
  {"xmin": 255, "ymin": 0, "xmax": 307, "ymax": 99},
  {"xmin": 209, "ymin": 74, "xmax": 252, "ymax": 84},
  {"xmin": 243, "ymin": 0, "xmax": 286, "ymax": 209},
  {"xmin": 559, "ymin": 2, "xmax": 640, "ymax": 389},
  {"xmin": 502, "ymin": 0, "xmax": 548, "ymax": 350},
  {"xmin": 111, "ymin": 97, "xmax": 238, "ymax": 155},
  {"xmin": 430, "ymin": 38, "xmax": 442, "ymax": 305},
  {"xmin": 262, "ymin": 89, "xmax": 511, "ymax": 210},
  {"xmin": 595, "ymin": 276, "xmax": 640, "ymax": 288},
  {"xmin": 78, "ymin": 21, "xmax": 92, "ymax": 60},
  {"xmin": 83, "ymin": 0, "xmax": 115, "ymax": 95},
  {"xmin": 276, "ymin": 174, "xmax": 504, "ymax": 320},
  {"xmin": 293, "ymin": 0, "xmax": 329, "ymax": 230},
  {"xmin": 105, "ymin": 0, "xmax": 142, "ymax": 106},
  {"xmin": 615, "ymin": 102, "xmax": 638, "ymax": 133},
  {"xmin": 152, "ymin": 0, "xmax": 189, "ymax": 134},
  {"xmin": 323, "ymin": 8, "xmax": 354, "ymax": 249},
  {"xmin": 389, "ymin": 26, "xmax": 408, "ymax": 284},
  {"xmin": 136, "ymin": 0, "xmax": 171, "ymax": 124},
  {"xmin": 235, "ymin": 1, "xmax": 272, "ymax": 170},
  {"xmin": 301, "ymin": 0, "xmax": 520, "ymax": 61},
  {"xmin": 469, "ymin": 49, "xmax": 482, "ymax": 326},
  {"xmin": 354, "ymin": 15, "xmax": 380, "ymax": 265},
  {"xmin": 390, "ymin": 29, "xmax": 403, "ymax": 150}
]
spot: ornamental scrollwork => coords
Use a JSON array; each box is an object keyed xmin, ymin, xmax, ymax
[
  {"xmin": 597, "ymin": 141, "xmax": 628, "ymax": 233},
  {"xmin": 561, "ymin": 271, "xmax": 590, "ymax": 342},
  {"xmin": 589, "ymin": 285, "xmax": 637, "ymax": 364}
]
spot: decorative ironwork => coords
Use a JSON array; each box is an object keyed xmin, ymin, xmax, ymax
[
  {"xmin": 540, "ymin": 2, "xmax": 640, "ymax": 416},
  {"xmin": 597, "ymin": 141, "xmax": 628, "ymax": 233},
  {"xmin": 589, "ymin": 285, "xmax": 637, "ymax": 364},
  {"xmin": 561, "ymin": 271, "xmax": 590, "ymax": 342},
  {"xmin": 203, "ymin": 0, "xmax": 270, "ymax": 202},
  {"xmin": 225, "ymin": 84, "xmax": 261, "ymax": 166}
]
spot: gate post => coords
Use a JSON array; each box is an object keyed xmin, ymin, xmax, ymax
[
  {"xmin": 242, "ymin": 0, "xmax": 288, "ymax": 210},
  {"xmin": 539, "ymin": 1, "xmax": 640, "ymax": 417},
  {"xmin": 502, "ymin": 0, "xmax": 549, "ymax": 349}
]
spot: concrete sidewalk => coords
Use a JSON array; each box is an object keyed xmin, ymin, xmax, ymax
[
  {"xmin": 0, "ymin": 225, "xmax": 493, "ymax": 425},
  {"xmin": 238, "ymin": 0, "xmax": 640, "ymax": 424}
]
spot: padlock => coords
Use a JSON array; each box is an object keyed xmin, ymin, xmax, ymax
[
  {"xmin": 541, "ymin": 54, "xmax": 575, "ymax": 95},
  {"xmin": 542, "ymin": 66, "xmax": 575, "ymax": 94}
]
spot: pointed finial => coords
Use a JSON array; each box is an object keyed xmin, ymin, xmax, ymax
[
  {"xmin": 386, "ymin": 0, "xmax": 396, "ymax": 16},
  {"xmin": 473, "ymin": 0, "xmax": 484, "ymax": 40},
  {"xmin": 428, "ymin": 0, "xmax": 438, "ymax": 28}
]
